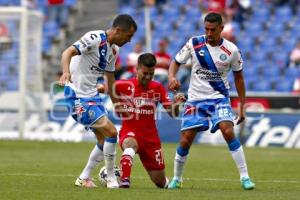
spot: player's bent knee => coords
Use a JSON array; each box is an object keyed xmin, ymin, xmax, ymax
[
  {"xmin": 107, "ymin": 128, "xmax": 118, "ymax": 138},
  {"xmin": 180, "ymin": 136, "xmax": 193, "ymax": 148}
]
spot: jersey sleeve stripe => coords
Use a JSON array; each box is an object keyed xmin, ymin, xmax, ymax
[{"xmin": 73, "ymin": 44, "xmax": 81, "ymax": 55}]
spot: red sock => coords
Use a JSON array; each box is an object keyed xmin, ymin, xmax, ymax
[{"xmin": 120, "ymin": 155, "xmax": 133, "ymax": 180}]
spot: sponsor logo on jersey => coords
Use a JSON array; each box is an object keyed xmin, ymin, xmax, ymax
[
  {"xmin": 79, "ymin": 39, "xmax": 87, "ymax": 48},
  {"xmin": 216, "ymin": 61, "xmax": 229, "ymax": 67},
  {"xmin": 220, "ymin": 45, "xmax": 231, "ymax": 56},
  {"xmin": 90, "ymin": 65, "xmax": 104, "ymax": 74},
  {"xmin": 133, "ymin": 97, "xmax": 154, "ymax": 107},
  {"xmin": 83, "ymin": 38, "xmax": 91, "ymax": 45},
  {"xmin": 99, "ymin": 41, "xmax": 106, "ymax": 47},
  {"xmin": 194, "ymin": 42, "xmax": 205, "ymax": 50},
  {"xmin": 123, "ymin": 104, "xmax": 155, "ymax": 115},
  {"xmin": 195, "ymin": 67, "xmax": 223, "ymax": 81}
]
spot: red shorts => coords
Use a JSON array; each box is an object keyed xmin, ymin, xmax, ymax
[{"xmin": 119, "ymin": 129, "xmax": 165, "ymax": 170}]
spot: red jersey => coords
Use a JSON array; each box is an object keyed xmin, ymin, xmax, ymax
[{"xmin": 115, "ymin": 78, "xmax": 171, "ymax": 135}]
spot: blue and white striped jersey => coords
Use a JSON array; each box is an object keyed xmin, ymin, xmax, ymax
[
  {"xmin": 175, "ymin": 35, "xmax": 243, "ymax": 101},
  {"xmin": 67, "ymin": 30, "xmax": 119, "ymax": 98}
]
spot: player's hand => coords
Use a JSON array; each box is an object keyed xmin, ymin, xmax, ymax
[
  {"xmin": 59, "ymin": 72, "xmax": 72, "ymax": 86},
  {"xmin": 174, "ymin": 92, "xmax": 186, "ymax": 103},
  {"xmin": 114, "ymin": 102, "xmax": 129, "ymax": 118},
  {"xmin": 97, "ymin": 84, "xmax": 106, "ymax": 93},
  {"xmin": 236, "ymin": 106, "xmax": 246, "ymax": 125},
  {"xmin": 168, "ymin": 77, "xmax": 181, "ymax": 92}
]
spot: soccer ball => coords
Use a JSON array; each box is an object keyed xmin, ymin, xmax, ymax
[{"xmin": 98, "ymin": 165, "xmax": 121, "ymax": 185}]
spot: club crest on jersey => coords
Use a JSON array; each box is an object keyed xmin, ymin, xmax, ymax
[{"xmin": 219, "ymin": 54, "xmax": 227, "ymax": 61}]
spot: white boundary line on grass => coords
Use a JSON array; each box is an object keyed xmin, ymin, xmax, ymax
[{"xmin": 1, "ymin": 173, "xmax": 300, "ymax": 184}]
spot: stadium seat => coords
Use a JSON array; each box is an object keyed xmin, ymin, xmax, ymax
[
  {"xmin": 6, "ymin": 78, "xmax": 18, "ymax": 91},
  {"xmin": 262, "ymin": 66, "xmax": 281, "ymax": 78},
  {"xmin": 285, "ymin": 67, "xmax": 300, "ymax": 79},
  {"xmin": 0, "ymin": 66, "xmax": 9, "ymax": 76},
  {"xmin": 260, "ymin": 37, "xmax": 276, "ymax": 49},
  {"xmin": 252, "ymin": 80, "xmax": 272, "ymax": 92},
  {"xmin": 267, "ymin": 23, "xmax": 284, "ymax": 33},
  {"xmin": 43, "ymin": 20, "xmax": 60, "ymax": 39},
  {"xmin": 42, "ymin": 37, "xmax": 52, "ymax": 55},
  {"xmin": 274, "ymin": 80, "xmax": 293, "ymax": 92},
  {"xmin": 243, "ymin": 66, "xmax": 258, "ymax": 77},
  {"xmin": 118, "ymin": 6, "xmax": 136, "ymax": 15},
  {"xmin": 244, "ymin": 22, "xmax": 262, "ymax": 35},
  {"xmin": 171, "ymin": 0, "xmax": 188, "ymax": 6},
  {"xmin": 275, "ymin": 6, "xmax": 292, "ymax": 18},
  {"xmin": 65, "ymin": 0, "xmax": 77, "ymax": 7},
  {"xmin": 185, "ymin": 7, "xmax": 201, "ymax": 20}
]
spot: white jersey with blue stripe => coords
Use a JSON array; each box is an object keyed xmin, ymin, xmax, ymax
[
  {"xmin": 67, "ymin": 30, "xmax": 119, "ymax": 98},
  {"xmin": 175, "ymin": 35, "xmax": 243, "ymax": 101}
]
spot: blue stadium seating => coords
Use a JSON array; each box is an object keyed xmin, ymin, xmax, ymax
[
  {"xmin": 117, "ymin": 1, "xmax": 300, "ymax": 93},
  {"xmin": 274, "ymin": 79, "xmax": 293, "ymax": 92},
  {"xmin": 262, "ymin": 66, "xmax": 282, "ymax": 78},
  {"xmin": 252, "ymin": 80, "xmax": 273, "ymax": 92},
  {"xmin": 285, "ymin": 67, "xmax": 300, "ymax": 79}
]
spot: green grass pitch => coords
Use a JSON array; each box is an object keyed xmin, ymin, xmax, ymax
[{"xmin": 1, "ymin": 140, "xmax": 300, "ymax": 200}]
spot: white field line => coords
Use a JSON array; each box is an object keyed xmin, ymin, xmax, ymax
[{"xmin": 1, "ymin": 173, "xmax": 300, "ymax": 184}]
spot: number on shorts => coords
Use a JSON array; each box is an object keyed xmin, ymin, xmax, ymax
[{"xmin": 154, "ymin": 149, "xmax": 164, "ymax": 165}]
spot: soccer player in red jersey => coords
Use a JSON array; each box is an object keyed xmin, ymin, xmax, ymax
[{"xmin": 115, "ymin": 53, "xmax": 185, "ymax": 188}]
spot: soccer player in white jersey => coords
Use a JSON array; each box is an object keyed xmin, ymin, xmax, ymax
[
  {"xmin": 58, "ymin": 14, "xmax": 137, "ymax": 188},
  {"xmin": 167, "ymin": 12, "xmax": 255, "ymax": 190}
]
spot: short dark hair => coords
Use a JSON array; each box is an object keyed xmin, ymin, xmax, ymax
[
  {"xmin": 138, "ymin": 53, "xmax": 156, "ymax": 68},
  {"xmin": 112, "ymin": 14, "xmax": 137, "ymax": 31},
  {"xmin": 204, "ymin": 12, "xmax": 223, "ymax": 24}
]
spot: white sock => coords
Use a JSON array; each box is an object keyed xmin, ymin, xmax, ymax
[
  {"xmin": 79, "ymin": 144, "xmax": 104, "ymax": 179},
  {"xmin": 122, "ymin": 148, "xmax": 136, "ymax": 158},
  {"xmin": 174, "ymin": 152, "xmax": 187, "ymax": 181},
  {"xmin": 230, "ymin": 146, "xmax": 249, "ymax": 180},
  {"xmin": 103, "ymin": 139, "xmax": 117, "ymax": 179},
  {"xmin": 164, "ymin": 177, "xmax": 169, "ymax": 188}
]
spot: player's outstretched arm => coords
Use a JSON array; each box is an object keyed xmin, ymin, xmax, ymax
[
  {"xmin": 59, "ymin": 46, "xmax": 78, "ymax": 86},
  {"xmin": 104, "ymin": 71, "xmax": 118, "ymax": 104},
  {"xmin": 233, "ymin": 70, "xmax": 246, "ymax": 125},
  {"xmin": 168, "ymin": 60, "xmax": 181, "ymax": 92}
]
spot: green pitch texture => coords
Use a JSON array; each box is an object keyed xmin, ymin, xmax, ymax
[{"xmin": 0, "ymin": 140, "xmax": 300, "ymax": 200}]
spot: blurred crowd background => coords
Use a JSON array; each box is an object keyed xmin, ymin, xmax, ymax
[{"xmin": 0, "ymin": 0, "xmax": 300, "ymax": 94}]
